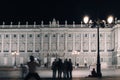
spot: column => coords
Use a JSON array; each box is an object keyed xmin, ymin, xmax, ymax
[
  {"xmin": 81, "ymin": 33, "xmax": 83, "ymax": 52},
  {"xmin": 1, "ymin": 34, "xmax": 4, "ymax": 53},
  {"xmin": 73, "ymin": 33, "xmax": 75, "ymax": 51},
  {"xmin": 33, "ymin": 33, "xmax": 35, "ymax": 52},
  {"xmin": 49, "ymin": 33, "xmax": 51, "ymax": 50},
  {"xmin": 65, "ymin": 33, "xmax": 67, "ymax": 51},
  {"xmin": 17, "ymin": 34, "xmax": 19, "ymax": 53},
  {"xmin": 89, "ymin": 34, "xmax": 91, "ymax": 52},
  {"xmin": 57, "ymin": 33, "xmax": 59, "ymax": 51},
  {"xmin": 9, "ymin": 34, "xmax": 11, "ymax": 53},
  {"xmin": 25, "ymin": 33, "xmax": 27, "ymax": 53},
  {"xmin": 41, "ymin": 33, "xmax": 43, "ymax": 51},
  {"xmin": 105, "ymin": 33, "xmax": 107, "ymax": 52}
]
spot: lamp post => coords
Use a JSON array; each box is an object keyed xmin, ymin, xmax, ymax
[
  {"xmin": 72, "ymin": 51, "xmax": 79, "ymax": 67},
  {"xmin": 83, "ymin": 15, "xmax": 114, "ymax": 77},
  {"xmin": 96, "ymin": 20, "xmax": 102, "ymax": 77},
  {"xmin": 12, "ymin": 51, "xmax": 19, "ymax": 68}
]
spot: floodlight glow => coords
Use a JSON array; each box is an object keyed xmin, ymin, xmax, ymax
[
  {"xmin": 83, "ymin": 16, "xmax": 89, "ymax": 24},
  {"xmin": 107, "ymin": 15, "xmax": 114, "ymax": 24}
]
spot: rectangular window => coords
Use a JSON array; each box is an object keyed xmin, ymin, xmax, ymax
[
  {"xmin": 93, "ymin": 34, "xmax": 95, "ymax": 37},
  {"xmin": 69, "ymin": 34, "xmax": 71, "ymax": 37},
  {"xmin": 37, "ymin": 34, "xmax": 40, "ymax": 37},
  {"xmin": 29, "ymin": 34, "xmax": 32, "ymax": 37},
  {"xmin": 14, "ymin": 34, "xmax": 17, "ymax": 38},
  {"xmin": 45, "ymin": 34, "xmax": 48, "ymax": 37},
  {"xmin": 21, "ymin": 35, "xmax": 24, "ymax": 38},
  {"xmin": 53, "ymin": 34, "xmax": 56, "ymax": 37},
  {"xmin": 85, "ymin": 34, "xmax": 87, "ymax": 37},
  {"xmin": 61, "ymin": 34, "xmax": 64, "ymax": 37}
]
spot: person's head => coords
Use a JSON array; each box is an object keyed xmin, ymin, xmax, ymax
[
  {"xmin": 69, "ymin": 59, "xmax": 71, "ymax": 62},
  {"xmin": 30, "ymin": 55, "xmax": 34, "ymax": 61},
  {"xmin": 93, "ymin": 68, "xmax": 95, "ymax": 71},
  {"xmin": 64, "ymin": 58, "xmax": 67, "ymax": 62}
]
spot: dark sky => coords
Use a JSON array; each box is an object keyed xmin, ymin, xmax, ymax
[{"xmin": 0, "ymin": 0, "xmax": 119, "ymax": 24}]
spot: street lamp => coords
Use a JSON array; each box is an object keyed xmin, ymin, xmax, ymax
[
  {"xmin": 12, "ymin": 51, "xmax": 19, "ymax": 68},
  {"xmin": 72, "ymin": 51, "xmax": 79, "ymax": 67},
  {"xmin": 83, "ymin": 15, "xmax": 114, "ymax": 77},
  {"xmin": 96, "ymin": 19, "xmax": 102, "ymax": 77},
  {"xmin": 83, "ymin": 15, "xmax": 89, "ymax": 24},
  {"xmin": 107, "ymin": 15, "xmax": 114, "ymax": 24}
]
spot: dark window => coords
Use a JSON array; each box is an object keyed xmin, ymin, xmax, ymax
[
  {"xmin": 68, "ymin": 50, "xmax": 72, "ymax": 52},
  {"xmin": 45, "ymin": 34, "xmax": 48, "ymax": 37},
  {"xmin": 91, "ymin": 50, "xmax": 96, "ymax": 52},
  {"xmin": 53, "ymin": 34, "xmax": 56, "ymax": 37},
  {"xmin": 93, "ymin": 34, "xmax": 95, "ymax": 37},
  {"xmin": 27, "ymin": 50, "xmax": 33, "ymax": 52},
  {"xmin": 29, "ymin": 34, "xmax": 32, "ymax": 37},
  {"xmin": 83, "ymin": 50, "xmax": 88, "ymax": 52},
  {"xmin": 21, "ymin": 35, "xmax": 24, "ymax": 38},
  {"xmin": 37, "ymin": 34, "xmax": 40, "ymax": 37},
  {"xmin": 61, "ymin": 34, "xmax": 64, "ymax": 37},
  {"xmin": 35, "ymin": 50, "xmax": 39, "ymax": 52},
  {"xmin": 6, "ymin": 35, "xmax": 8, "ymax": 38},
  {"xmin": 100, "ymin": 34, "xmax": 103, "ymax": 37},
  {"xmin": 14, "ymin": 35, "xmax": 16, "ymax": 38},
  {"xmin": 85, "ymin": 34, "xmax": 87, "ymax": 37},
  {"xmin": 4, "ymin": 50, "xmax": 9, "ymax": 52},
  {"xmin": 68, "ymin": 34, "xmax": 71, "ymax": 37}
]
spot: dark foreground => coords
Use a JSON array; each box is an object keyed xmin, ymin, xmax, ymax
[{"xmin": 0, "ymin": 77, "xmax": 120, "ymax": 80}]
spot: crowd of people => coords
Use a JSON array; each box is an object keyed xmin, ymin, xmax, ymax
[
  {"xmin": 21, "ymin": 55, "xmax": 98, "ymax": 80},
  {"xmin": 51, "ymin": 58, "xmax": 73, "ymax": 79}
]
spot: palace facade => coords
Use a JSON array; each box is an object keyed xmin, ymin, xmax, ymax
[{"xmin": 0, "ymin": 19, "xmax": 120, "ymax": 68}]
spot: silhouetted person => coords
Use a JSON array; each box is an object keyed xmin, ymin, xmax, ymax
[
  {"xmin": 68, "ymin": 59, "xmax": 73, "ymax": 78},
  {"xmin": 89, "ymin": 68, "xmax": 97, "ymax": 77},
  {"xmin": 57, "ymin": 58, "xmax": 63, "ymax": 78},
  {"xmin": 51, "ymin": 59, "xmax": 57, "ymax": 79},
  {"xmin": 63, "ymin": 59, "xmax": 69, "ymax": 78},
  {"xmin": 21, "ymin": 64, "xmax": 27, "ymax": 79},
  {"xmin": 24, "ymin": 56, "xmax": 41, "ymax": 80}
]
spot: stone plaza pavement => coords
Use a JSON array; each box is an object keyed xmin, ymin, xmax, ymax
[{"xmin": 0, "ymin": 67, "xmax": 120, "ymax": 80}]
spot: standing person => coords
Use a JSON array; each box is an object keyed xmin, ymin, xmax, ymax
[
  {"xmin": 51, "ymin": 59, "xmax": 57, "ymax": 79},
  {"xmin": 68, "ymin": 59, "xmax": 73, "ymax": 79},
  {"xmin": 24, "ymin": 56, "xmax": 41, "ymax": 80},
  {"xmin": 20, "ymin": 64, "xmax": 27, "ymax": 79},
  {"xmin": 57, "ymin": 58, "xmax": 63, "ymax": 78},
  {"xmin": 63, "ymin": 59, "xmax": 69, "ymax": 78}
]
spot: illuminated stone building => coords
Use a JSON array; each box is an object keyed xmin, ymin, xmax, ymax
[{"xmin": 0, "ymin": 19, "xmax": 120, "ymax": 68}]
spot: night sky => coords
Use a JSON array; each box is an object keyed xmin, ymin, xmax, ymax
[{"xmin": 0, "ymin": 0, "xmax": 119, "ymax": 24}]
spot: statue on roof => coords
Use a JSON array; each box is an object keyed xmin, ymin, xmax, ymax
[{"xmin": 52, "ymin": 18, "xmax": 57, "ymax": 27}]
